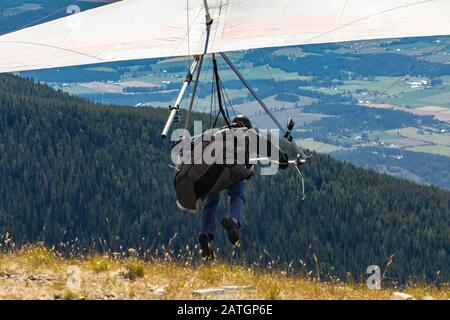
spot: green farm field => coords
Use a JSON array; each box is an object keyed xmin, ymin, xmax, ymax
[
  {"xmin": 406, "ymin": 145, "xmax": 450, "ymax": 157},
  {"xmin": 379, "ymin": 85, "xmax": 450, "ymax": 108},
  {"xmin": 387, "ymin": 127, "xmax": 450, "ymax": 147}
]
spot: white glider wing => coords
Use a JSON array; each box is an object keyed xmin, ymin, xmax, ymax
[{"xmin": 1, "ymin": 0, "xmax": 450, "ymax": 73}]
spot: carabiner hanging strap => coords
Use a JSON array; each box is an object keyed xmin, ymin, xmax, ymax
[{"xmin": 212, "ymin": 54, "xmax": 231, "ymax": 128}]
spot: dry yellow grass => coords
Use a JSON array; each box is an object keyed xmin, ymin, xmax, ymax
[{"xmin": 0, "ymin": 246, "xmax": 448, "ymax": 300}]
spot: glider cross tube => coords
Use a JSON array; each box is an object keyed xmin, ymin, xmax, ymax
[
  {"xmin": 220, "ymin": 52, "xmax": 308, "ymax": 160},
  {"xmin": 161, "ymin": 56, "xmax": 200, "ymax": 138}
]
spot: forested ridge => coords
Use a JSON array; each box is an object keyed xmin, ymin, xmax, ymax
[{"xmin": 0, "ymin": 74, "xmax": 448, "ymax": 284}]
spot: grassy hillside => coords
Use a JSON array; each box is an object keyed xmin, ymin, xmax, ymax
[
  {"xmin": 0, "ymin": 74, "xmax": 449, "ymax": 284},
  {"xmin": 0, "ymin": 246, "xmax": 448, "ymax": 300}
]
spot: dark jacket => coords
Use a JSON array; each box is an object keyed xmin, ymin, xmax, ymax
[{"xmin": 174, "ymin": 127, "xmax": 288, "ymax": 213}]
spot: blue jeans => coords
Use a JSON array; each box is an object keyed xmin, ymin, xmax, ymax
[{"xmin": 200, "ymin": 181, "xmax": 246, "ymax": 236}]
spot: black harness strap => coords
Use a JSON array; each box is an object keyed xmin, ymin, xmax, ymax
[{"xmin": 212, "ymin": 54, "xmax": 231, "ymax": 129}]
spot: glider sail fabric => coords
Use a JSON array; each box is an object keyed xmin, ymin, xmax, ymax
[{"xmin": 1, "ymin": 0, "xmax": 450, "ymax": 73}]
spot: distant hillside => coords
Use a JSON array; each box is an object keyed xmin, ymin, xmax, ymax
[
  {"xmin": 0, "ymin": 1, "xmax": 112, "ymax": 35},
  {"xmin": 0, "ymin": 74, "xmax": 449, "ymax": 284},
  {"xmin": 5, "ymin": 0, "xmax": 142, "ymax": 85},
  {"xmin": 334, "ymin": 147, "xmax": 450, "ymax": 190}
]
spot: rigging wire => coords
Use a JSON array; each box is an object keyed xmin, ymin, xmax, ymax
[
  {"xmin": 256, "ymin": 0, "xmax": 291, "ymax": 126},
  {"xmin": 183, "ymin": 0, "xmax": 193, "ymax": 129},
  {"xmin": 218, "ymin": 78, "xmax": 231, "ymax": 120},
  {"xmin": 258, "ymin": 50, "xmax": 291, "ymax": 125},
  {"xmin": 208, "ymin": 55, "xmax": 237, "ymax": 128},
  {"xmin": 210, "ymin": 65, "xmax": 218, "ymax": 128},
  {"xmin": 306, "ymin": 1, "xmax": 434, "ymax": 45},
  {"xmin": 219, "ymin": 78, "xmax": 238, "ymax": 118},
  {"xmin": 217, "ymin": 65, "xmax": 270, "ymax": 130},
  {"xmin": 186, "ymin": 0, "xmax": 191, "ymax": 62}
]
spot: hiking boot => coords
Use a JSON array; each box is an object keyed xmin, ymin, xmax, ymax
[
  {"xmin": 221, "ymin": 217, "xmax": 240, "ymax": 245},
  {"xmin": 199, "ymin": 233, "xmax": 214, "ymax": 261}
]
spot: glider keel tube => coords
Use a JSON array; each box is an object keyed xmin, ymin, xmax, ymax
[
  {"xmin": 220, "ymin": 53, "xmax": 308, "ymax": 160},
  {"xmin": 161, "ymin": 56, "xmax": 200, "ymax": 138},
  {"xmin": 203, "ymin": 0, "xmax": 213, "ymax": 25}
]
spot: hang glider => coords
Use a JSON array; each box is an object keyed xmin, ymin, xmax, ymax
[{"xmin": 1, "ymin": 0, "xmax": 450, "ymax": 73}]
